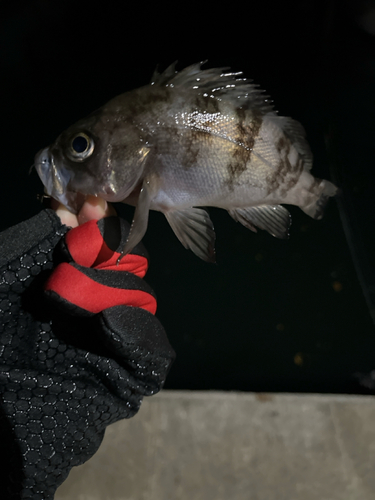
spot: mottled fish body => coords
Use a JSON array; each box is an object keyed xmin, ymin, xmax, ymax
[{"xmin": 35, "ymin": 62, "xmax": 337, "ymax": 261}]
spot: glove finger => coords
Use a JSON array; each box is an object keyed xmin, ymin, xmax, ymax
[
  {"xmin": 62, "ymin": 217, "xmax": 149, "ymax": 270},
  {"xmin": 44, "ymin": 263, "xmax": 157, "ymax": 316},
  {"xmin": 97, "ymin": 305, "xmax": 176, "ymax": 395}
]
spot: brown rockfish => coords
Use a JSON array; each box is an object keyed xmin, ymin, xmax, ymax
[{"xmin": 35, "ymin": 62, "xmax": 337, "ymax": 262}]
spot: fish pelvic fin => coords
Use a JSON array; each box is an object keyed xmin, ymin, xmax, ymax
[
  {"xmin": 118, "ymin": 180, "xmax": 151, "ymax": 263},
  {"xmin": 228, "ymin": 205, "xmax": 291, "ymax": 239},
  {"xmin": 301, "ymin": 179, "xmax": 338, "ymax": 220},
  {"xmin": 165, "ymin": 208, "xmax": 216, "ymax": 263}
]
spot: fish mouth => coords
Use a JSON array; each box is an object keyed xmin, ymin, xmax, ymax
[{"xmin": 34, "ymin": 147, "xmax": 85, "ymax": 213}]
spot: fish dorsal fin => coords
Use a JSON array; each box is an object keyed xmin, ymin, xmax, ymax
[
  {"xmin": 150, "ymin": 61, "xmax": 274, "ymax": 113},
  {"xmin": 150, "ymin": 61, "xmax": 178, "ymax": 86},
  {"xmin": 228, "ymin": 205, "xmax": 291, "ymax": 239}
]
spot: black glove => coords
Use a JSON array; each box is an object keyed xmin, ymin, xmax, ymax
[{"xmin": 0, "ymin": 209, "xmax": 175, "ymax": 500}]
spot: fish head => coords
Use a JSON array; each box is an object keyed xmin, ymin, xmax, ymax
[{"xmin": 35, "ymin": 109, "xmax": 150, "ymax": 213}]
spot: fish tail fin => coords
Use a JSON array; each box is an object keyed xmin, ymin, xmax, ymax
[{"xmin": 301, "ymin": 179, "xmax": 338, "ymax": 220}]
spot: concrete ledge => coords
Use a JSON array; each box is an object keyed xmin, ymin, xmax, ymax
[{"xmin": 56, "ymin": 390, "xmax": 375, "ymax": 500}]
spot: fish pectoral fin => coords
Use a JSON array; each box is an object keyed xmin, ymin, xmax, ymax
[
  {"xmin": 165, "ymin": 208, "xmax": 216, "ymax": 263},
  {"xmin": 228, "ymin": 205, "xmax": 291, "ymax": 239},
  {"xmin": 120, "ymin": 181, "xmax": 152, "ymax": 259}
]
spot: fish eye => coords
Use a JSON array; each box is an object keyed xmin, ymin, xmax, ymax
[
  {"xmin": 68, "ymin": 132, "xmax": 94, "ymax": 161},
  {"xmin": 72, "ymin": 135, "xmax": 88, "ymax": 153}
]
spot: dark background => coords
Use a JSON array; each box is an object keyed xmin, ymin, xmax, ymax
[{"xmin": 1, "ymin": 0, "xmax": 375, "ymax": 393}]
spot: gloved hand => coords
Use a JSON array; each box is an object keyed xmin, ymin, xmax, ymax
[{"xmin": 0, "ymin": 209, "xmax": 175, "ymax": 500}]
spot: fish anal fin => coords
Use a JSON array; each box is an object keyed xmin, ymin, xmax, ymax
[
  {"xmin": 228, "ymin": 209, "xmax": 258, "ymax": 233},
  {"xmin": 229, "ymin": 205, "xmax": 291, "ymax": 239},
  {"xmin": 165, "ymin": 208, "xmax": 216, "ymax": 263}
]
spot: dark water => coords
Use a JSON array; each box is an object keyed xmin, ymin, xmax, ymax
[{"xmin": 1, "ymin": 0, "xmax": 375, "ymax": 393}]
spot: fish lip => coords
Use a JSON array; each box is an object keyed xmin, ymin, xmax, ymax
[
  {"xmin": 34, "ymin": 147, "xmax": 54, "ymax": 195},
  {"xmin": 34, "ymin": 147, "xmax": 84, "ymax": 213}
]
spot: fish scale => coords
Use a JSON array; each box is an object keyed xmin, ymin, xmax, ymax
[{"xmin": 35, "ymin": 62, "xmax": 337, "ymax": 262}]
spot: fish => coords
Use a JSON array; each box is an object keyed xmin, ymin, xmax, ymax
[{"xmin": 35, "ymin": 62, "xmax": 338, "ymax": 262}]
